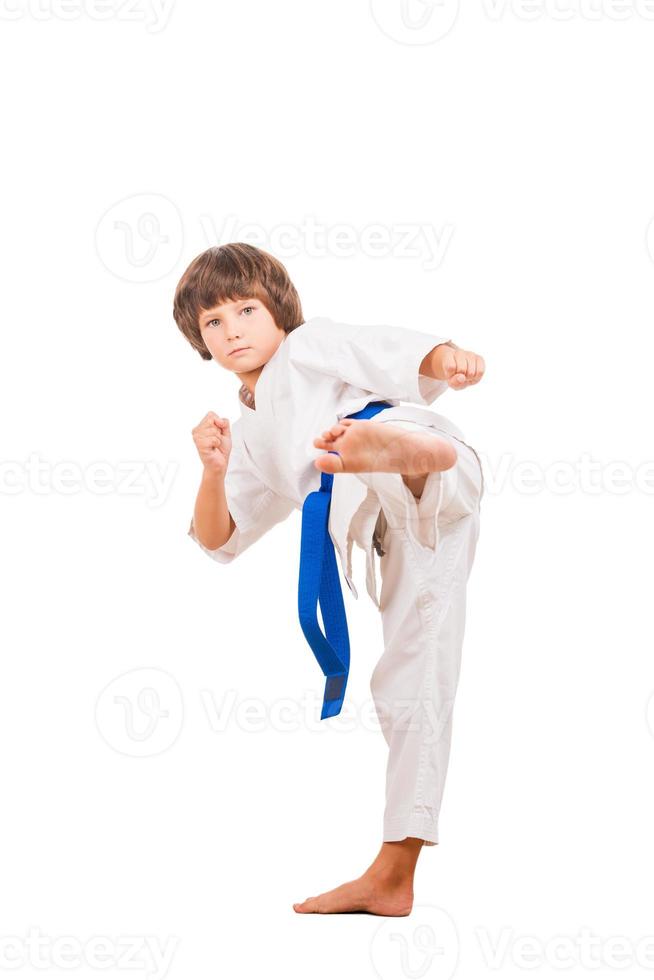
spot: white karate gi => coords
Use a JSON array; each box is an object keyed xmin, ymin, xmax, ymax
[{"xmin": 188, "ymin": 316, "xmax": 484, "ymax": 846}]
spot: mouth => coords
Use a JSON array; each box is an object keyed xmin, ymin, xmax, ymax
[{"xmin": 229, "ymin": 347, "xmax": 250, "ymax": 357}]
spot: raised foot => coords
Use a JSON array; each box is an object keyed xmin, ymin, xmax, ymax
[
  {"xmin": 292, "ymin": 872, "xmax": 414, "ymax": 916},
  {"xmin": 312, "ymin": 418, "xmax": 457, "ymax": 476}
]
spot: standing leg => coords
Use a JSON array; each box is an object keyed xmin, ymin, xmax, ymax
[
  {"xmin": 361, "ymin": 423, "xmax": 483, "ymax": 846},
  {"xmin": 371, "ymin": 503, "xmax": 481, "ymax": 845},
  {"xmin": 293, "ymin": 424, "xmax": 483, "ymax": 914}
]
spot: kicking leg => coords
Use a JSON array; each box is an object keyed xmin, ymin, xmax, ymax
[{"xmin": 401, "ymin": 472, "xmax": 429, "ymax": 499}]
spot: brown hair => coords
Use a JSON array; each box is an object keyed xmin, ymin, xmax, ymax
[{"xmin": 173, "ymin": 243, "xmax": 304, "ymax": 360}]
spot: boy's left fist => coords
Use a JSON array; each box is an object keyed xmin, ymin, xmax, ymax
[{"xmin": 431, "ymin": 341, "xmax": 485, "ymax": 390}]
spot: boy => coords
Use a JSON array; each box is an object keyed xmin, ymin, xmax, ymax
[{"xmin": 174, "ymin": 243, "xmax": 485, "ymax": 916}]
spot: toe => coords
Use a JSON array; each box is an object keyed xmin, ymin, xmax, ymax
[
  {"xmin": 314, "ymin": 452, "xmax": 344, "ymax": 474},
  {"xmin": 293, "ymin": 898, "xmax": 318, "ymax": 913}
]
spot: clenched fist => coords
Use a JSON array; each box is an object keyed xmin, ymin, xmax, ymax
[
  {"xmin": 428, "ymin": 341, "xmax": 485, "ymax": 390},
  {"xmin": 192, "ymin": 412, "xmax": 232, "ymax": 476}
]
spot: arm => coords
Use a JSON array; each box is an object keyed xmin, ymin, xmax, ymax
[
  {"xmin": 188, "ymin": 481, "xmax": 294, "ymax": 564},
  {"xmin": 289, "ymin": 317, "xmax": 455, "ymax": 405},
  {"xmin": 188, "ymin": 415, "xmax": 295, "ymax": 564},
  {"xmin": 192, "ymin": 469, "xmax": 235, "ymax": 551}
]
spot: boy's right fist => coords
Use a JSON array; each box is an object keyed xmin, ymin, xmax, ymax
[{"xmin": 192, "ymin": 412, "xmax": 232, "ymax": 476}]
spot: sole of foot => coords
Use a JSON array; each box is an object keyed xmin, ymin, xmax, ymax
[
  {"xmin": 292, "ymin": 875, "xmax": 414, "ymax": 916},
  {"xmin": 313, "ymin": 418, "xmax": 457, "ymax": 476}
]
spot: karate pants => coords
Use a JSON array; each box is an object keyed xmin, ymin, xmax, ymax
[{"xmin": 351, "ymin": 416, "xmax": 484, "ymax": 847}]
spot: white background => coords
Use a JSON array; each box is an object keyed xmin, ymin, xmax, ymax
[{"xmin": 2, "ymin": 0, "xmax": 653, "ymax": 977}]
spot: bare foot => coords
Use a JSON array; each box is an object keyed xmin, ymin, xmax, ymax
[
  {"xmin": 312, "ymin": 418, "xmax": 457, "ymax": 476},
  {"xmin": 292, "ymin": 869, "xmax": 414, "ymax": 916}
]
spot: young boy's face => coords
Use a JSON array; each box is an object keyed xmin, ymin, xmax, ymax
[{"xmin": 198, "ymin": 297, "xmax": 286, "ymax": 378}]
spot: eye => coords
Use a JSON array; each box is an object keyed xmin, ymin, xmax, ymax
[
  {"xmin": 207, "ymin": 318, "xmax": 220, "ymax": 327},
  {"xmin": 241, "ymin": 306, "xmax": 255, "ymax": 315}
]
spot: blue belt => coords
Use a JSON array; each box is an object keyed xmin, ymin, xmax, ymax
[{"xmin": 297, "ymin": 400, "xmax": 393, "ymax": 720}]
